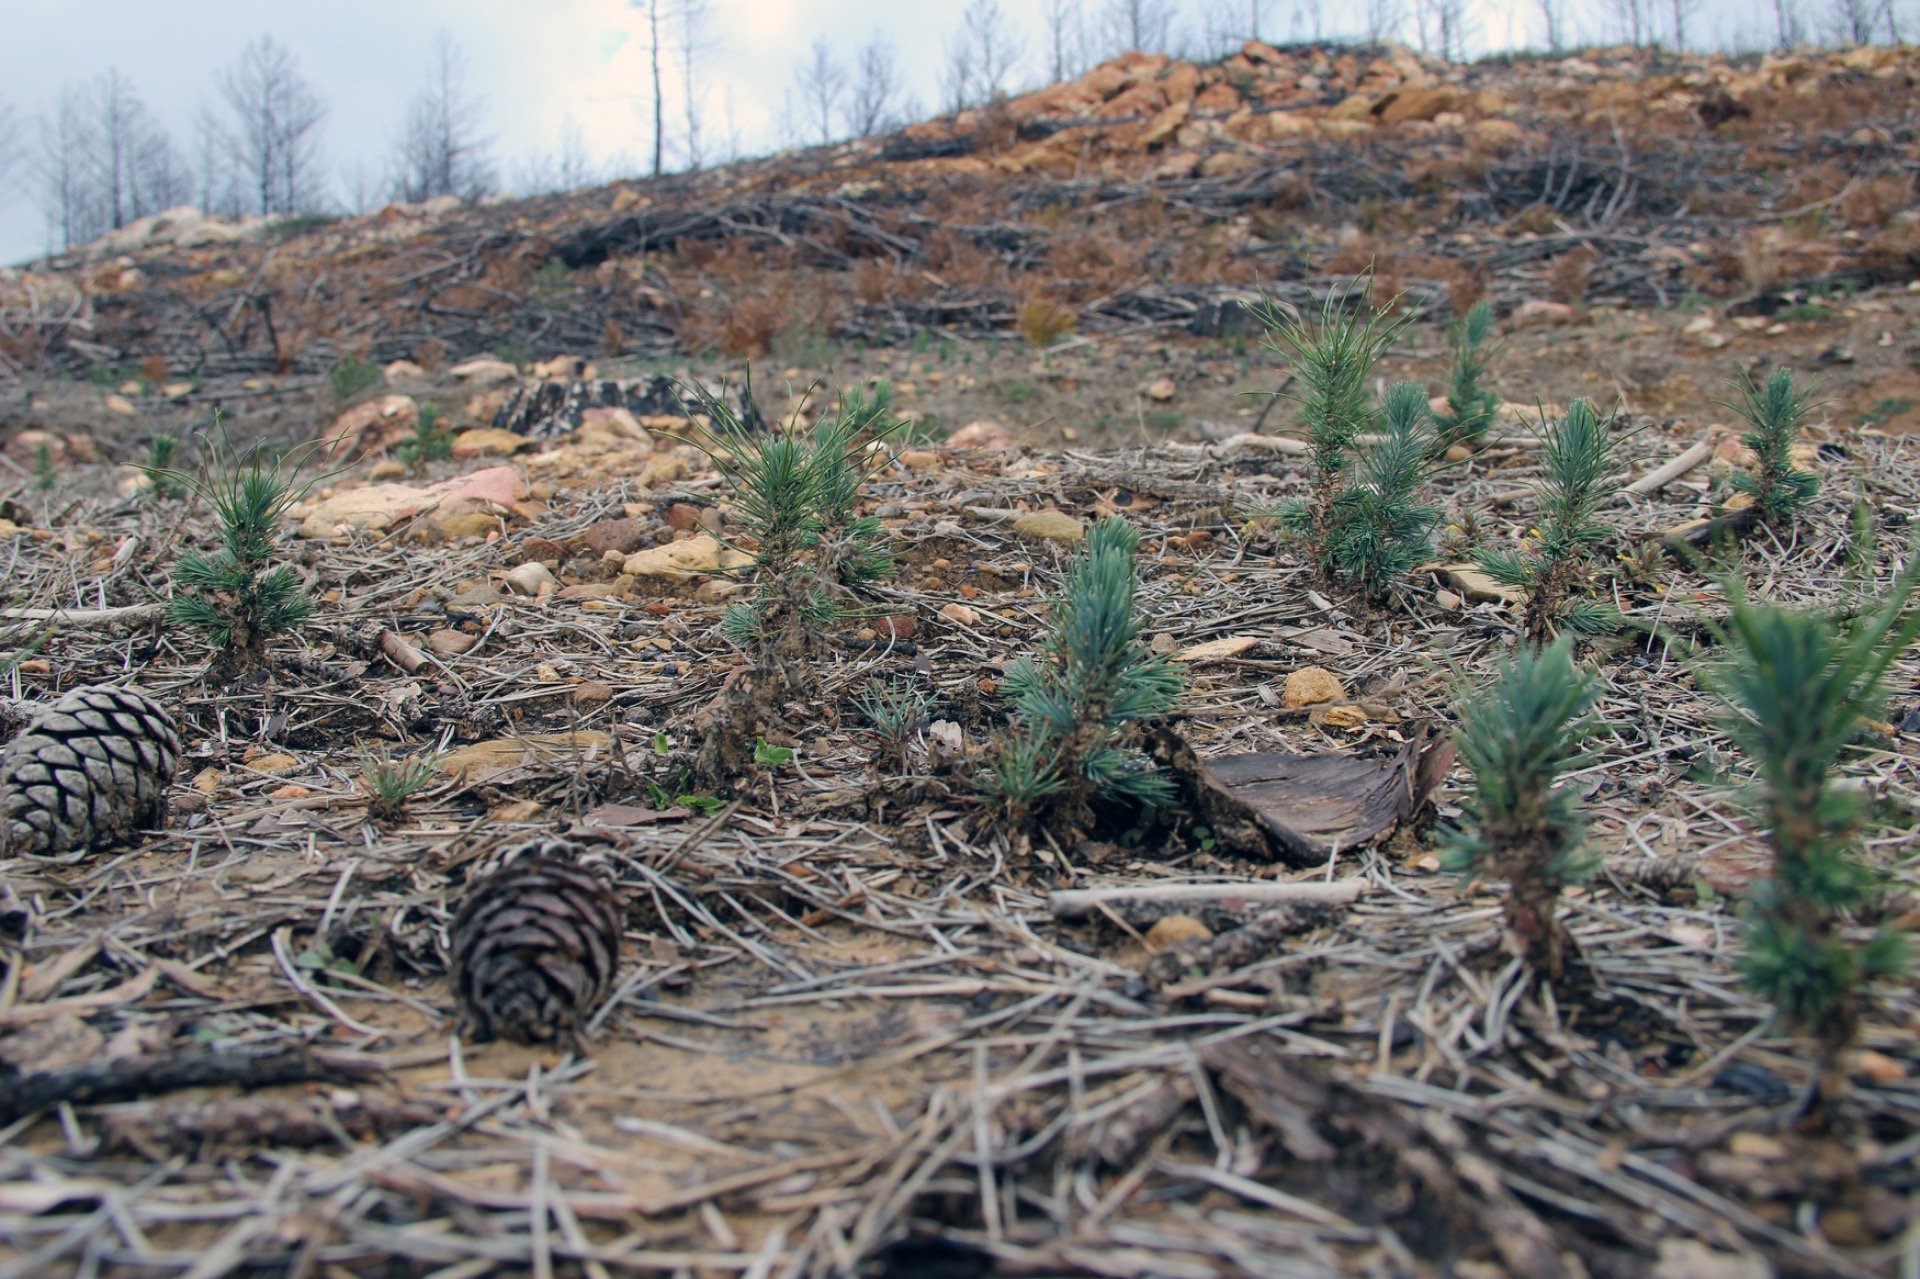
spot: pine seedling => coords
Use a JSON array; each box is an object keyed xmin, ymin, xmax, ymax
[
  {"xmin": 1476, "ymin": 398, "xmax": 1626, "ymax": 642},
  {"xmin": 1444, "ymin": 637, "xmax": 1602, "ymax": 982},
  {"xmin": 1435, "ymin": 299, "xmax": 1500, "ymax": 451},
  {"xmin": 1324, "ymin": 381, "xmax": 1443, "ymax": 601},
  {"xmin": 359, "ymin": 748, "xmax": 437, "ymax": 823},
  {"xmin": 1723, "ymin": 366, "xmax": 1820, "ymax": 524},
  {"xmin": 395, "ymin": 401, "xmax": 452, "ymax": 476},
  {"xmin": 140, "ymin": 434, "xmax": 188, "ymax": 499},
  {"xmin": 852, "ymin": 678, "xmax": 930, "ymax": 772},
  {"xmin": 30, "ymin": 441, "xmax": 54, "ymax": 491},
  {"xmin": 978, "ymin": 517, "xmax": 1185, "ymax": 830},
  {"xmin": 156, "ymin": 422, "xmax": 325, "ymax": 669},
  {"xmin": 1705, "ymin": 552, "xmax": 1920, "ymax": 1091}
]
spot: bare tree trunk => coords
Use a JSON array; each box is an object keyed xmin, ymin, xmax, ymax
[{"xmin": 647, "ymin": 0, "xmax": 664, "ymax": 176}]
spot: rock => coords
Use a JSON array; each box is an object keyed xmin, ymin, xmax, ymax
[
  {"xmin": 695, "ymin": 579, "xmax": 749, "ymax": 601},
  {"xmin": 1446, "ymin": 567, "xmax": 1527, "ymax": 605},
  {"xmin": 940, "ymin": 602, "xmax": 980, "ymax": 626},
  {"xmin": 1013, "ymin": 510, "xmax": 1085, "ymax": 542},
  {"xmin": 104, "ymin": 394, "xmax": 137, "ymax": 416},
  {"xmin": 580, "ymin": 517, "xmax": 652, "ymax": 557},
  {"xmin": 577, "ymin": 406, "xmax": 649, "ymax": 445},
  {"xmin": 533, "ymin": 355, "xmax": 592, "ymax": 380},
  {"xmin": 504, "ymin": 562, "xmax": 557, "ymax": 595},
  {"xmin": 298, "ymin": 466, "xmax": 528, "ymax": 538},
  {"xmin": 946, "ymin": 420, "xmax": 1019, "ymax": 450},
  {"xmin": 1508, "ymin": 300, "xmax": 1577, "ymax": 329},
  {"xmin": 383, "ymin": 359, "xmax": 427, "ymax": 381},
  {"xmin": 368, "ymin": 460, "xmax": 407, "ymax": 481},
  {"xmin": 621, "ymin": 534, "xmax": 752, "ymax": 580},
  {"xmin": 1434, "ymin": 588, "xmax": 1464, "ymax": 610},
  {"xmin": 1144, "ymin": 915, "xmax": 1213, "ymax": 953},
  {"xmin": 1143, "ymin": 376, "xmax": 1178, "ymax": 401},
  {"xmin": 1854, "ymin": 1049, "xmax": 1907, "ymax": 1082},
  {"xmin": 1282, "ymin": 666, "xmax": 1346, "ymax": 708},
  {"xmin": 899, "ymin": 449, "xmax": 941, "ymax": 470},
  {"xmin": 663, "ymin": 503, "xmax": 706, "ymax": 532},
  {"xmin": 1328, "ymin": 94, "xmax": 1376, "ymax": 121},
  {"xmin": 556, "ymin": 582, "xmax": 620, "ymax": 601},
  {"xmin": 1378, "ymin": 85, "xmax": 1457, "ymax": 124},
  {"xmin": 572, "ymin": 681, "xmax": 614, "ymax": 706},
  {"xmin": 437, "ymin": 730, "xmax": 615, "ymax": 779},
  {"xmin": 427, "ymin": 628, "xmax": 477, "ymax": 656},
  {"xmin": 434, "ymin": 512, "xmax": 500, "ymax": 539},
  {"xmin": 320, "ymin": 394, "xmax": 419, "ymax": 460},
  {"xmin": 246, "ymin": 752, "xmax": 300, "ymax": 775},
  {"xmin": 1650, "ymin": 1240, "xmax": 1771, "ymax": 1279},
  {"xmin": 448, "ymin": 357, "xmax": 520, "ymax": 386},
  {"xmin": 1177, "ymin": 635, "xmax": 1260, "ymax": 663},
  {"xmin": 1197, "ymin": 150, "xmax": 1261, "ymax": 178},
  {"xmin": 452, "ymin": 428, "xmax": 533, "ymax": 457},
  {"xmin": 875, "ymin": 615, "xmax": 918, "ymax": 640}
]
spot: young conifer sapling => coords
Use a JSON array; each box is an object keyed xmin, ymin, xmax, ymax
[
  {"xmin": 1707, "ymin": 554, "xmax": 1920, "ymax": 1095},
  {"xmin": 1724, "ymin": 367, "xmax": 1819, "ymax": 524},
  {"xmin": 1476, "ymin": 398, "xmax": 1625, "ymax": 642},
  {"xmin": 1445, "ymin": 637, "xmax": 1601, "ymax": 981},
  {"xmin": 979, "ymin": 517, "xmax": 1184, "ymax": 831},
  {"xmin": 1436, "ymin": 299, "xmax": 1500, "ymax": 451}
]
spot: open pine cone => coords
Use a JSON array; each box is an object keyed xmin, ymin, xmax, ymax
[
  {"xmin": 1, "ymin": 685, "xmax": 181, "ymax": 861},
  {"xmin": 448, "ymin": 845, "xmax": 624, "ymax": 1048}
]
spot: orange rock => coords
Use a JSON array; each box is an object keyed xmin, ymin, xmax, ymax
[
  {"xmin": 1378, "ymin": 86, "xmax": 1459, "ymax": 125},
  {"xmin": 1283, "ymin": 666, "xmax": 1346, "ymax": 708},
  {"xmin": 319, "ymin": 394, "xmax": 418, "ymax": 460}
]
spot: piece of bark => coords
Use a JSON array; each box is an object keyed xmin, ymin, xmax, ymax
[
  {"xmin": 1657, "ymin": 504, "xmax": 1762, "ymax": 560},
  {"xmin": 1050, "ymin": 877, "xmax": 1366, "ymax": 920},
  {"xmin": 102, "ymin": 1093, "xmax": 440, "ymax": 1156},
  {"xmin": 1142, "ymin": 902, "xmax": 1342, "ymax": 991},
  {"xmin": 1151, "ymin": 724, "xmax": 1453, "ymax": 866}
]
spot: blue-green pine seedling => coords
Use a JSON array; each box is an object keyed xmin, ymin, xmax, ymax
[{"xmin": 1723, "ymin": 367, "xmax": 1820, "ymax": 524}]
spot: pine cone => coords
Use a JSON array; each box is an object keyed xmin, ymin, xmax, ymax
[
  {"xmin": 449, "ymin": 846, "xmax": 624, "ymax": 1047},
  {"xmin": 1, "ymin": 685, "xmax": 181, "ymax": 861}
]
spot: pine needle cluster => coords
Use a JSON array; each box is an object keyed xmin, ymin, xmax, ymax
[
  {"xmin": 1725, "ymin": 367, "xmax": 1820, "ymax": 524},
  {"xmin": 1706, "ymin": 554, "xmax": 1920, "ymax": 1084},
  {"xmin": 1258, "ymin": 280, "xmax": 1440, "ymax": 601},
  {"xmin": 852, "ymin": 678, "xmax": 931, "ymax": 773},
  {"xmin": 359, "ymin": 748, "xmax": 437, "ymax": 824},
  {"xmin": 695, "ymin": 386, "xmax": 899, "ymax": 649},
  {"xmin": 1476, "ymin": 398, "xmax": 1625, "ymax": 642},
  {"xmin": 1435, "ymin": 299, "xmax": 1501, "ymax": 451},
  {"xmin": 978, "ymin": 518, "xmax": 1185, "ymax": 830},
  {"xmin": 157, "ymin": 427, "xmax": 321, "ymax": 667},
  {"xmin": 1444, "ymin": 637, "xmax": 1602, "ymax": 981}
]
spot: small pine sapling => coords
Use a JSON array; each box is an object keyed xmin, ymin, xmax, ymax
[
  {"xmin": 1324, "ymin": 381, "xmax": 1442, "ymax": 601},
  {"xmin": 395, "ymin": 401, "xmax": 452, "ymax": 476},
  {"xmin": 359, "ymin": 748, "xmax": 437, "ymax": 824},
  {"xmin": 1724, "ymin": 367, "xmax": 1820, "ymax": 524},
  {"xmin": 1445, "ymin": 638, "xmax": 1602, "ymax": 982},
  {"xmin": 157, "ymin": 426, "xmax": 324, "ymax": 671},
  {"xmin": 1260, "ymin": 281, "xmax": 1438, "ymax": 600},
  {"xmin": 1435, "ymin": 299, "xmax": 1501, "ymax": 451},
  {"xmin": 1476, "ymin": 398, "xmax": 1625, "ymax": 642},
  {"xmin": 979, "ymin": 518, "xmax": 1185, "ymax": 831},
  {"xmin": 852, "ymin": 678, "xmax": 930, "ymax": 774},
  {"xmin": 30, "ymin": 440, "xmax": 54, "ymax": 491},
  {"xmin": 140, "ymin": 435, "xmax": 188, "ymax": 499},
  {"xmin": 1706, "ymin": 554, "xmax": 1920, "ymax": 1096}
]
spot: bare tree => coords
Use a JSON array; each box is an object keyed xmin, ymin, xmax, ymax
[
  {"xmin": 514, "ymin": 115, "xmax": 600, "ymax": 195},
  {"xmin": 218, "ymin": 35, "xmax": 326, "ymax": 217},
  {"xmin": 389, "ymin": 32, "xmax": 496, "ymax": 203},
  {"xmin": 1536, "ymin": 0, "xmax": 1565, "ymax": 48},
  {"xmin": 793, "ymin": 38, "xmax": 847, "ymax": 146},
  {"xmin": 1044, "ymin": 0, "xmax": 1089, "ymax": 81},
  {"xmin": 677, "ymin": 0, "xmax": 711, "ymax": 170},
  {"xmin": 1824, "ymin": 0, "xmax": 1878, "ymax": 42},
  {"xmin": 943, "ymin": 0, "xmax": 1024, "ymax": 111},
  {"xmin": 0, "ymin": 105, "xmax": 21, "ymax": 211},
  {"xmin": 1364, "ymin": 0, "xmax": 1405, "ymax": 42},
  {"xmin": 1102, "ymin": 0, "xmax": 1178, "ymax": 53},
  {"xmin": 35, "ymin": 71, "xmax": 188, "ymax": 250},
  {"xmin": 845, "ymin": 31, "xmax": 902, "ymax": 138},
  {"xmin": 193, "ymin": 109, "xmax": 242, "ymax": 219},
  {"xmin": 36, "ymin": 90, "xmax": 86, "ymax": 250}
]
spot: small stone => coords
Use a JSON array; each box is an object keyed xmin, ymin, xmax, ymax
[
  {"xmin": 572, "ymin": 681, "xmax": 614, "ymax": 706},
  {"xmin": 623, "ymin": 534, "xmax": 752, "ymax": 580},
  {"xmin": 663, "ymin": 503, "xmax": 705, "ymax": 532},
  {"xmin": 435, "ymin": 512, "xmax": 499, "ymax": 539},
  {"xmin": 1143, "ymin": 376, "xmax": 1178, "ymax": 401},
  {"xmin": 1282, "ymin": 666, "xmax": 1346, "ymax": 708},
  {"xmin": 452, "ymin": 428, "xmax": 532, "ymax": 457},
  {"xmin": 1854, "ymin": 1049, "xmax": 1907, "ymax": 1082},
  {"xmin": 1509, "ymin": 299, "xmax": 1577, "ymax": 329},
  {"xmin": 1176, "ymin": 635, "xmax": 1259, "ymax": 663},
  {"xmin": 1434, "ymin": 588, "xmax": 1464, "ymax": 610},
  {"xmin": 504, "ymin": 562, "xmax": 557, "ymax": 595},
  {"xmin": 875, "ymin": 615, "xmax": 918, "ymax": 640},
  {"xmin": 1447, "ymin": 567, "xmax": 1528, "ymax": 605},
  {"xmin": 1728, "ymin": 1132, "xmax": 1788, "ymax": 1160},
  {"xmin": 556, "ymin": 583, "xmax": 619, "ymax": 601},
  {"xmin": 268, "ymin": 784, "xmax": 311, "ymax": 799},
  {"xmin": 695, "ymin": 579, "xmax": 750, "ymax": 601},
  {"xmin": 488, "ymin": 799, "xmax": 544, "ymax": 823},
  {"xmin": 104, "ymin": 394, "xmax": 137, "ymax": 416},
  {"xmin": 1144, "ymin": 914, "xmax": 1213, "ymax": 953},
  {"xmin": 368, "ymin": 460, "xmax": 407, "ymax": 481},
  {"xmin": 1012, "ymin": 510, "xmax": 1084, "ymax": 542},
  {"xmin": 247, "ymin": 752, "xmax": 300, "ymax": 775},
  {"xmin": 900, "ymin": 450, "xmax": 941, "ymax": 470},
  {"xmin": 383, "ymin": 359, "xmax": 427, "ymax": 380},
  {"xmin": 945, "ymin": 420, "xmax": 1018, "ymax": 450},
  {"xmin": 940, "ymin": 602, "xmax": 980, "ymax": 626},
  {"xmin": 580, "ymin": 517, "xmax": 651, "ymax": 557},
  {"xmin": 427, "ymin": 628, "xmax": 477, "ymax": 656}
]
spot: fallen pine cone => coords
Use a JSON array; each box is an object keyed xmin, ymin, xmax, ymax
[
  {"xmin": 449, "ymin": 846, "xmax": 624, "ymax": 1049},
  {"xmin": 1, "ymin": 684, "xmax": 181, "ymax": 861}
]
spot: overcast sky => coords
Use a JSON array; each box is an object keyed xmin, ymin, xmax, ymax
[{"xmin": 0, "ymin": 0, "xmax": 1831, "ymax": 265}]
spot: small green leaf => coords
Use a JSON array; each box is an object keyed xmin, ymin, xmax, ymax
[{"xmin": 754, "ymin": 738, "xmax": 795, "ymax": 767}]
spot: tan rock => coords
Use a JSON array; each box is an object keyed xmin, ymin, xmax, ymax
[
  {"xmin": 438, "ymin": 730, "xmax": 616, "ymax": 778},
  {"xmin": 1144, "ymin": 915, "xmax": 1213, "ymax": 953},
  {"xmin": 368, "ymin": 460, "xmax": 407, "ymax": 481},
  {"xmin": 1176, "ymin": 635, "xmax": 1260, "ymax": 663},
  {"xmin": 383, "ymin": 359, "xmax": 427, "ymax": 381},
  {"xmin": 1318, "ymin": 118, "xmax": 1374, "ymax": 140},
  {"xmin": 504, "ymin": 562, "xmax": 557, "ymax": 595},
  {"xmin": 448, "ymin": 357, "xmax": 520, "ymax": 386},
  {"xmin": 1264, "ymin": 111, "xmax": 1316, "ymax": 139},
  {"xmin": 899, "ymin": 449, "xmax": 941, "ymax": 470},
  {"xmin": 320, "ymin": 394, "xmax": 419, "ymax": 460},
  {"xmin": 1198, "ymin": 149, "xmax": 1261, "ymax": 178},
  {"xmin": 1378, "ymin": 85, "xmax": 1458, "ymax": 124},
  {"xmin": 434, "ymin": 512, "xmax": 500, "ymax": 539},
  {"xmin": 946, "ymin": 419, "xmax": 1019, "ymax": 450},
  {"xmin": 572, "ymin": 681, "xmax": 614, "ymax": 706},
  {"xmin": 1328, "ymin": 94, "xmax": 1376, "ymax": 121},
  {"xmin": 1282, "ymin": 666, "xmax": 1346, "ymax": 708},
  {"xmin": 452, "ymin": 427, "xmax": 532, "ymax": 457},
  {"xmin": 298, "ymin": 465, "xmax": 528, "ymax": 538},
  {"xmin": 1446, "ymin": 566, "xmax": 1528, "ymax": 605},
  {"xmin": 104, "ymin": 394, "xmax": 137, "ymax": 416},
  {"xmin": 1144, "ymin": 376, "xmax": 1178, "ymax": 401},
  {"xmin": 940, "ymin": 602, "xmax": 981, "ymax": 627},
  {"xmin": 1508, "ymin": 299, "xmax": 1577, "ymax": 329},
  {"xmin": 1139, "ymin": 101, "xmax": 1192, "ymax": 149},
  {"xmin": 161, "ymin": 381, "xmax": 194, "ymax": 400},
  {"xmin": 427, "ymin": 628, "xmax": 477, "ymax": 656},
  {"xmin": 1013, "ymin": 510, "xmax": 1085, "ymax": 542},
  {"xmin": 1470, "ymin": 118, "xmax": 1527, "ymax": 147},
  {"xmin": 621, "ymin": 533, "xmax": 752, "ymax": 580},
  {"xmin": 246, "ymin": 752, "xmax": 300, "ymax": 775},
  {"xmin": 556, "ymin": 582, "xmax": 620, "ymax": 600}
]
